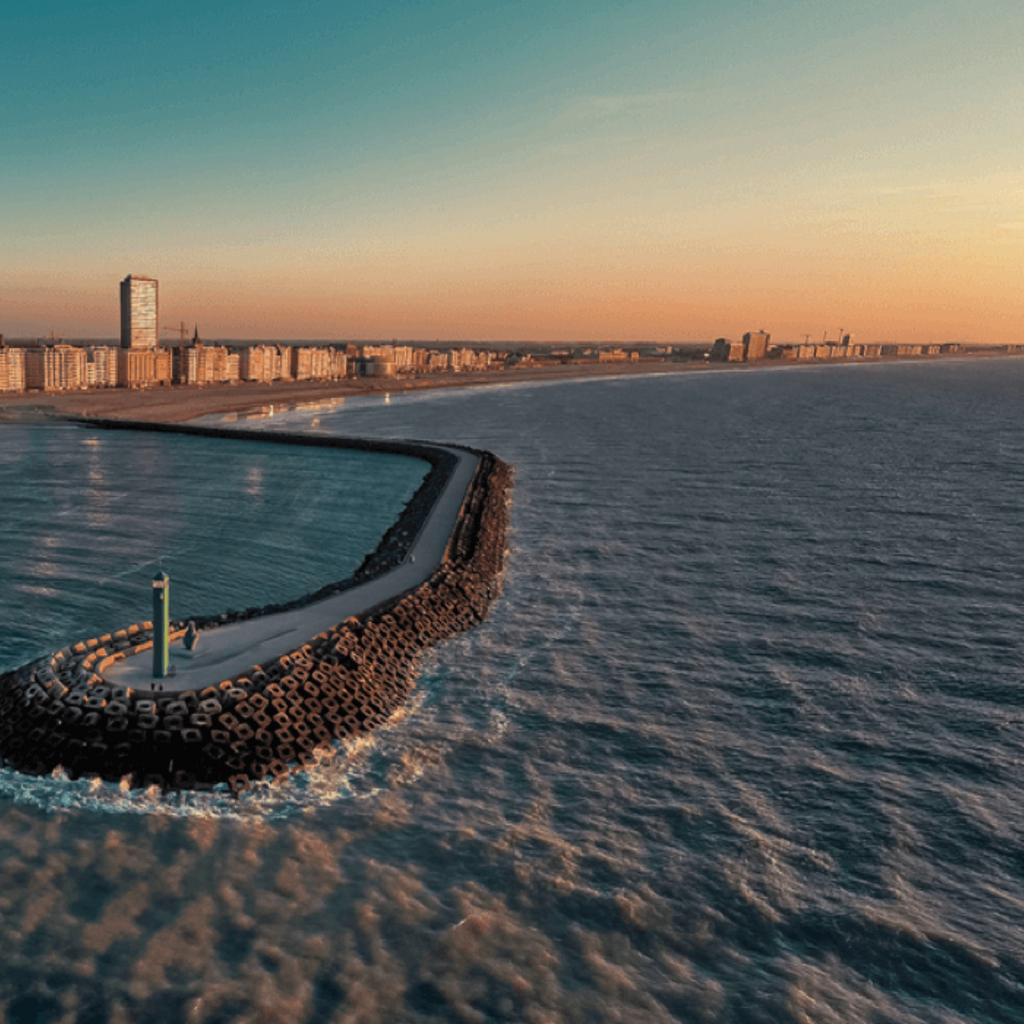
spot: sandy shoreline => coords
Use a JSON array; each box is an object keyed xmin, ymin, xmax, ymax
[
  {"xmin": 0, "ymin": 360, "xmax": 706, "ymax": 423},
  {"xmin": 0, "ymin": 350, "xmax": 1014, "ymax": 424}
]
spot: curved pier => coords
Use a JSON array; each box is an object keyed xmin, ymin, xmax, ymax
[{"xmin": 0, "ymin": 420, "xmax": 513, "ymax": 794}]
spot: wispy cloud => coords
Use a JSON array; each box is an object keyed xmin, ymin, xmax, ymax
[
  {"xmin": 874, "ymin": 181, "xmax": 983, "ymax": 201},
  {"xmin": 872, "ymin": 176, "xmax": 1024, "ymax": 219},
  {"xmin": 562, "ymin": 92, "xmax": 683, "ymax": 122}
]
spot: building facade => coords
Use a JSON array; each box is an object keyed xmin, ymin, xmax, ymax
[
  {"xmin": 743, "ymin": 331, "xmax": 770, "ymax": 360},
  {"xmin": 239, "ymin": 345, "xmax": 276, "ymax": 382},
  {"xmin": 24, "ymin": 345, "xmax": 88, "ymax": 391},
  {"xmin": 291, "ymin": 346, "xmax": 347, "ymax": 380},
  {"xmin": 175, "ymin": 343, "xmax": 238, "ymax": 385},
  {"xmin": 118, "ymin": 347, "xmax": 172, "ymax": 388},
  {"xmin": 710, "ymin": 338, "xmax": 745, "ymax": 362},
  {"xmin": 87, "ymin": 346, "xmax": 119, "ymax": 388},
  {"xmin": 0, "ymin": 346, "xmax": 26, "ymax": 393},
  {"xmin": 120, "ymin": 275, "xmax": 158, "ymax": 349}
]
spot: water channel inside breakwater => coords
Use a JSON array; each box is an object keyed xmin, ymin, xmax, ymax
[{"xmin": 0, "ymin": 424, "xmax": 427, "ymax": 672}]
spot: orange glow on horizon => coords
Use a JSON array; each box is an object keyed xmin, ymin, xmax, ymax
[{"xmin": 4, "ymin": 190, "xmax": 1021, "ymax": 345}]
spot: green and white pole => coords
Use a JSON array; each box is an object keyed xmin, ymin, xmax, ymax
[{"xmin": 153, "ymin": 572, "xmax": 170, "ymax": 678}]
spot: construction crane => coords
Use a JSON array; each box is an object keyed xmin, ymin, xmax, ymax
[{"xmin": 162, "ymin": 321, "xmax": 190, "ymax": 342}]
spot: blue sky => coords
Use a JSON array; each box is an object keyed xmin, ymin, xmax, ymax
[{"xmin": 3, "ymin": 0, "xmax": 1021, "ymax": 341}]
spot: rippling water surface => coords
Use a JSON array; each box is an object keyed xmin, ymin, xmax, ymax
[{"xmin": 2, "ymin": 360, "xmax": 1024, "ymax": 1023}]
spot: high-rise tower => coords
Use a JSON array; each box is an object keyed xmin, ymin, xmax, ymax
[
  {"xmin": 742, "ymin": 330, "xmax": 770, "ymax": 361},
  {"xmin": 119, "ymin": 275, "xmax": 158, "ymax": 349}
]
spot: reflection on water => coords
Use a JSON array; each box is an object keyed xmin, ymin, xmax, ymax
[
  {"xmin": 2, "ymin": 361, "xmax": 1024, "ymax": 1022},
  {"xmin": 243, "ymin": 463, "xmax": 263, "ymax": 500}
]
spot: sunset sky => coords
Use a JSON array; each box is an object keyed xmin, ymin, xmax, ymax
[{"xmin": 3, "ymin": 0, "xmax": 1021, "ymax": 343}]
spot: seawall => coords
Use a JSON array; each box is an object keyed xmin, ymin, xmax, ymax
[{"xmin": 0, "ymin": 421, "xmax": 513, "ymax": 794}]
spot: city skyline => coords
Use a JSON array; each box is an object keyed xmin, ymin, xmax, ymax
[{"xmin": 3, "ymin": 0, "xmax": 1021, "ymax": 344}]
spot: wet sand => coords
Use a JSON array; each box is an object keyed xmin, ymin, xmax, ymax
[{"xmin": 0, "ymin": 361, "xmax": 703, "ymax": 423}]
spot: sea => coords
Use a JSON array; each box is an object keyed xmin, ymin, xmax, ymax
[{"xmin": 0, "ymin": 358, "xmax": 1022, "ymax": 1023}]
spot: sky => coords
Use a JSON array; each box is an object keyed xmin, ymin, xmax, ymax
[{"xmin": 2, "ymin": 0, "xmax": 1021, "ymax": 343}]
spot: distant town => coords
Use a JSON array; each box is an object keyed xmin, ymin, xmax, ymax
[{"xmin": 1, "ymin": 275, "xmax": 1020, "ymax": 396}]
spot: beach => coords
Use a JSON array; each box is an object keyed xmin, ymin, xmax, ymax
[{"xmin": 0, "ymin": 360, "xmax": 703, "ymax": 423}]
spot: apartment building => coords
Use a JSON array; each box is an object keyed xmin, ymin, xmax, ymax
[
  {"xmin": 0, "ymin": 346, "xmax": 26, "ymax": 393},
  {"xmin": 120, "ymin": 275, "xmax": 158, "ymax": 349}
]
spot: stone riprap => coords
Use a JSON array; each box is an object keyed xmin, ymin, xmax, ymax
[{"xmin": 0, "ymin": 421, "xmax": 512, "ymax": 795}]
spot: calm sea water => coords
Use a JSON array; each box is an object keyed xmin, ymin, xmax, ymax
[{"xmin": 1, "ymin": 359, "xmax": 1023, "ymax": 1023}]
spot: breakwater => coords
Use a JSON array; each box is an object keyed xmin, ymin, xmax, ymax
[{"xmin": 0, "ymin": 421, "xmax": 512, "ymax": 794}]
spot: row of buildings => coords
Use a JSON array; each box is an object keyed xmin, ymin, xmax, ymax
[
  {"xmin": 0, "ymin": 340, "xmax": 515, "ymax": 394},
  {"xmin": 0, "ymin": 275, "xmax": 998, "ymax": 393},
  {"xmin": 709, "ymin": 331, "xmax": 774, "ymax": 362},
  {"xmin": 0, "ymin": 342, "xmax": 171, "ymax": 393},
  {"xmin": 0, "ymin": 274, "xmax": 511, "ymax": 393},
  {"xmin": 0, "ymin": 344, "xmax": 121, "ymax": 393},
  {"xmin": 778, "ymin": 341, "xmax": 961, "ymax": 361},
  {"xmin": 710, "ymin": 331, "xmax": 963, "ymax": 363}
]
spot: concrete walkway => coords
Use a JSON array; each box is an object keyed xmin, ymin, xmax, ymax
[{"xmin": 103, "ymin": 444, "xmax": 479, "ymax": 694}]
